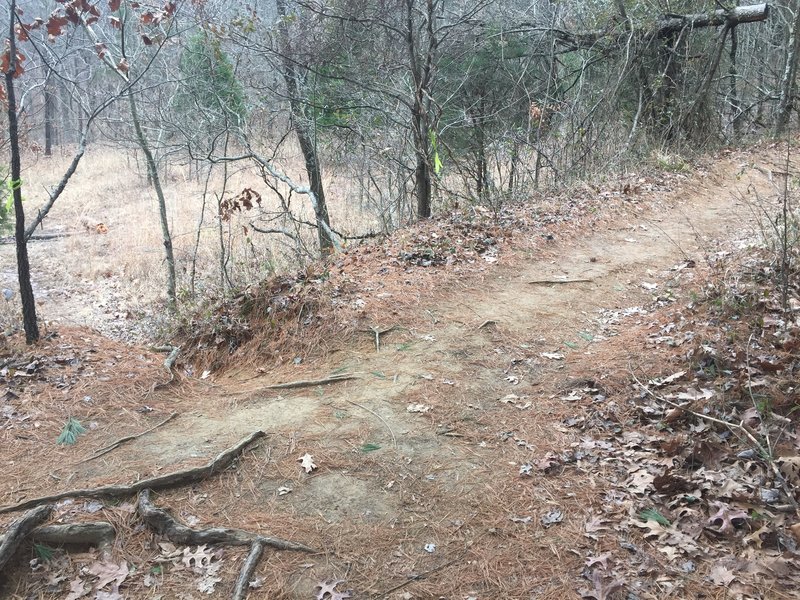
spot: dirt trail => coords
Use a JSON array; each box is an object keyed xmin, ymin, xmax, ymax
[{"xmin": 4, "ymin": 151, "xmax": 790, "ymax": 598}]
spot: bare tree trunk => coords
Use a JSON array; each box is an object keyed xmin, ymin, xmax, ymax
[
  {"xmin": 128, "ymin": 92, "xmax": 177, "ymax": 308},
  {"xmin": 44, "ymin": 69, "xmax": 54, "ymax": 156},
  {"xmin": 5, "ymin": 0, "xmax": 38, "ymax": 343},
  {"xmin": 729, "ymin": 25, "xmax": 742, "ymax": 139},
  {"xmin": 776, "ymin": 0, "xmax": 800, "ymax": 135},
  {"xmin": 406, "ymin": 0, "xmax": 435, "ymax": 219},
  {"xmin": 275, "ymin": 0, "xmax": 334, "ymax": 256}
]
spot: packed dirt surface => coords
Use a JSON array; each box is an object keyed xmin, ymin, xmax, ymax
[{"xmin": 2, "ymin": 146, "xmax": 799, "ymax": 599}]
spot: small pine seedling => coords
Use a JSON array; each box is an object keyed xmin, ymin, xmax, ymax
[{"xmin": 56, "ymin": 417, "xmax": 87, "ymax": 445}]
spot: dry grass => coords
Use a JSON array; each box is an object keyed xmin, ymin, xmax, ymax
[{"xmin": 10, "ymin": 144, "xmax": 384, "ymax": 334}]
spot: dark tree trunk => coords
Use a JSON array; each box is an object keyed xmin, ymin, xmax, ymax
[
  {"xmin": 776, "ymin": 0, "xmax": 800, "ymax": 135},
  {"xmin": 5, "ymin": 0, "xmax": 39, "ymax": 343},
  {"xmin": 406, "ymin": 0, "xmax": 435, "ymax": 219},
  {"xmin": 275, "ymin": 0, "xmax": 334, "ymax": 255},
  {"xmin": 44, "ymin": 69, "xmax": 54, "ymax": 156}
]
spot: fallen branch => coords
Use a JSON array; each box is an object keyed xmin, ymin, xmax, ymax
[
  {"xmin": 346, "ymin": 400, "xmax": 397, "ymax": 448},
  {"xmin": 0, "ymin": 431, "xmax": 266, "ymax": 515},
  {"xmin": 527, "ymin": 278, "xmax": 594, "ymax": 285},
  {"xmin": 152, "ymin": 346, "xmax": 181, "ymax": 391},
  {"xmin": 232, "ymin": 541, "xmax": 265, "ymax": 600},
  {"xmin": 0, "ymin": 505, "xmax": 52, "ymax": 571},
  {"xmin": 79, "ymin": 412, "xmax": 178, "ymax": 463},
  {"xmin": 374, "ymin": 555, "xmax": 462, "ymax": 598},
  {"xmin": 137, "ymin": 490, "xmax": 314, "ymax": 552},
  {"xmin": 31, "ymin": 522, "xmax": 115, "ymax": 547},
  {"xmin": 0, "ymin": 232, "xmax": 76, "ymax": 244},
  {"xmin": 362, "ymin": 326, "xmax": 396, "ymax": 352},
  {"xmin": 262, "ymin": 373, "xmax": 358, "ymax": 391}
]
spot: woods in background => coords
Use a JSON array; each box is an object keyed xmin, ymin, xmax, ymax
[{"xmin": 1, "ymin": 0, "xmax": 797, "ymax": 339}]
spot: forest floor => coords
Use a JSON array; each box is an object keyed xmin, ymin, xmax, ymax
[{"xmin": 1, "ymin": 144, "xmax": 799, "ymax": 600}]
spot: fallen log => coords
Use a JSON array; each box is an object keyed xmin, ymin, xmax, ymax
[
  {"xmin": 657, "ymin": 3, "xmax": 770, "ymax": 37},
  {"xmin": 0, "ymin": 430, "xmax": 266, "ymax": 515}
]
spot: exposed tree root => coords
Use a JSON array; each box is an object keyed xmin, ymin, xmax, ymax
[
  {"xmin": 1, "ymin": 431, "xmax": 313, "ymax": 598},
  {"xmin": 527, "ymin": 278, "xmax": 594, "ymax": 285},
  {"xmin": 32, "ymin": 522, "xmax": 116, "ymax": 548},
  {"xmin": 152, "ymin": 346, "xmax": 181, "ymax": 391},
  {"xmin": 232, "ymin": 541, "xmax": 265, "ymax": 600},
  {"xmin": 261, "ymin": 373, "xmax": 358, "ymax": 390},
  {"xmin": 0, "ymin": 505, "xmax": 52, "ymax": 571},
  {"xmin": 79, "ymin": 412, "xmax": 178, "ymax": 464},
  {"xmin": 137, "ymin": 489, "xmax": 314, "ymax": 552},
  {"xmin": 0, "ymin": 430, "xmax": 266, "ymax": 515}
]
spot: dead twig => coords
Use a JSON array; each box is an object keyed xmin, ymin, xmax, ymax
[
  {"xmin": 363, "ymin": 326, "xmax": 396, "ymax": 352},
  {"xmin": 527, "ymin": 278, "xmax": 594, "ymax": 285},
  {"xmin": 372, "ymin": 555, "xmax": 462, "ymax": 598},
  {"xmin": 0, "ymin": 431, "xmax": 266, "ymax": 515},
  {"xmin": 262, "ymin": 373, "xmax": 358, "ymax": 391},
  {"xmin": 346, "ymin": 400, "xmax": 397, "ymax": 448},
  {"xmin": 232, "ymin": 541, "xmax": 265, "ymax": 600},
  {"xmin": 137, "ymin": 490, "xmax": 314, "ymax": 552},
  {"xmin": 0, "ymin": 505, "xmax": 52, "ymax": 571},
  {"xmin": 78, "ymin": 412, "xmax": 178, "ymax": 464}
]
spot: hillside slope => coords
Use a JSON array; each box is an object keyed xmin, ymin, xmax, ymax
[{"xmin": 1, "ymin": 145, "xmax": 798, "ymax": 599}]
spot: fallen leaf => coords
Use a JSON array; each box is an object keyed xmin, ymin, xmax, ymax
[
  {"xmin": 585, "ymin": 553, "xmax": 611, "ymax": 570},
  {"xmin": 64, "ymin": 578, "xmax": 89, "ymax": 600},
  {"xmin": 579, "ymin": 569, "xmax": 624, "ymax": 599},
  {"xmin": 86, "ymin": 560, "xmax": 128, "ymax": 590},
  {"xmin": 315, "ymin": 579, "xmax": 352, "ymax": 600},
  {"xmin": 299, "ymin": 453, "xmax": 317, "ymax": 473},
  {"xmin": 541, "ymin": 509, "xmax": 563, "ymax": 527},
  {"xmin": 649, "ymin": 370, "xmax": 686, "ymax": 387},
  {"xmin": 708, "ymin": 564, "xmax": 736, "ymax": 586}
]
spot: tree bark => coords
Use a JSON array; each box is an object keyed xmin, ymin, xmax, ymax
[
  {"xmin": 44, "ymin": 69, "xmax": 54, "ymax": 156},
  {"xmin": 776, "ymin": 0, "xmax": 800, "ymax": 135},
  {"xmin": 275, "ymin": 0, "xmax": 334, "ymax": 256},
  {"xmin": 656, "ymin": 3, "xmax": 770, "ymax": 37},
  {"xmin": 729, "ymin": 24, "xmax": 742, "ymax": 139},
  {"xmin": 128, "ymin": 91, "xmax": 177, "ymax": 308},
  {"xmin": 406, "ymin": 0, "xmax": 435, "ymax": 219},
  {"xmin": 5, "ymin": 0, "xmax": 39, "ymax": 344}
]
